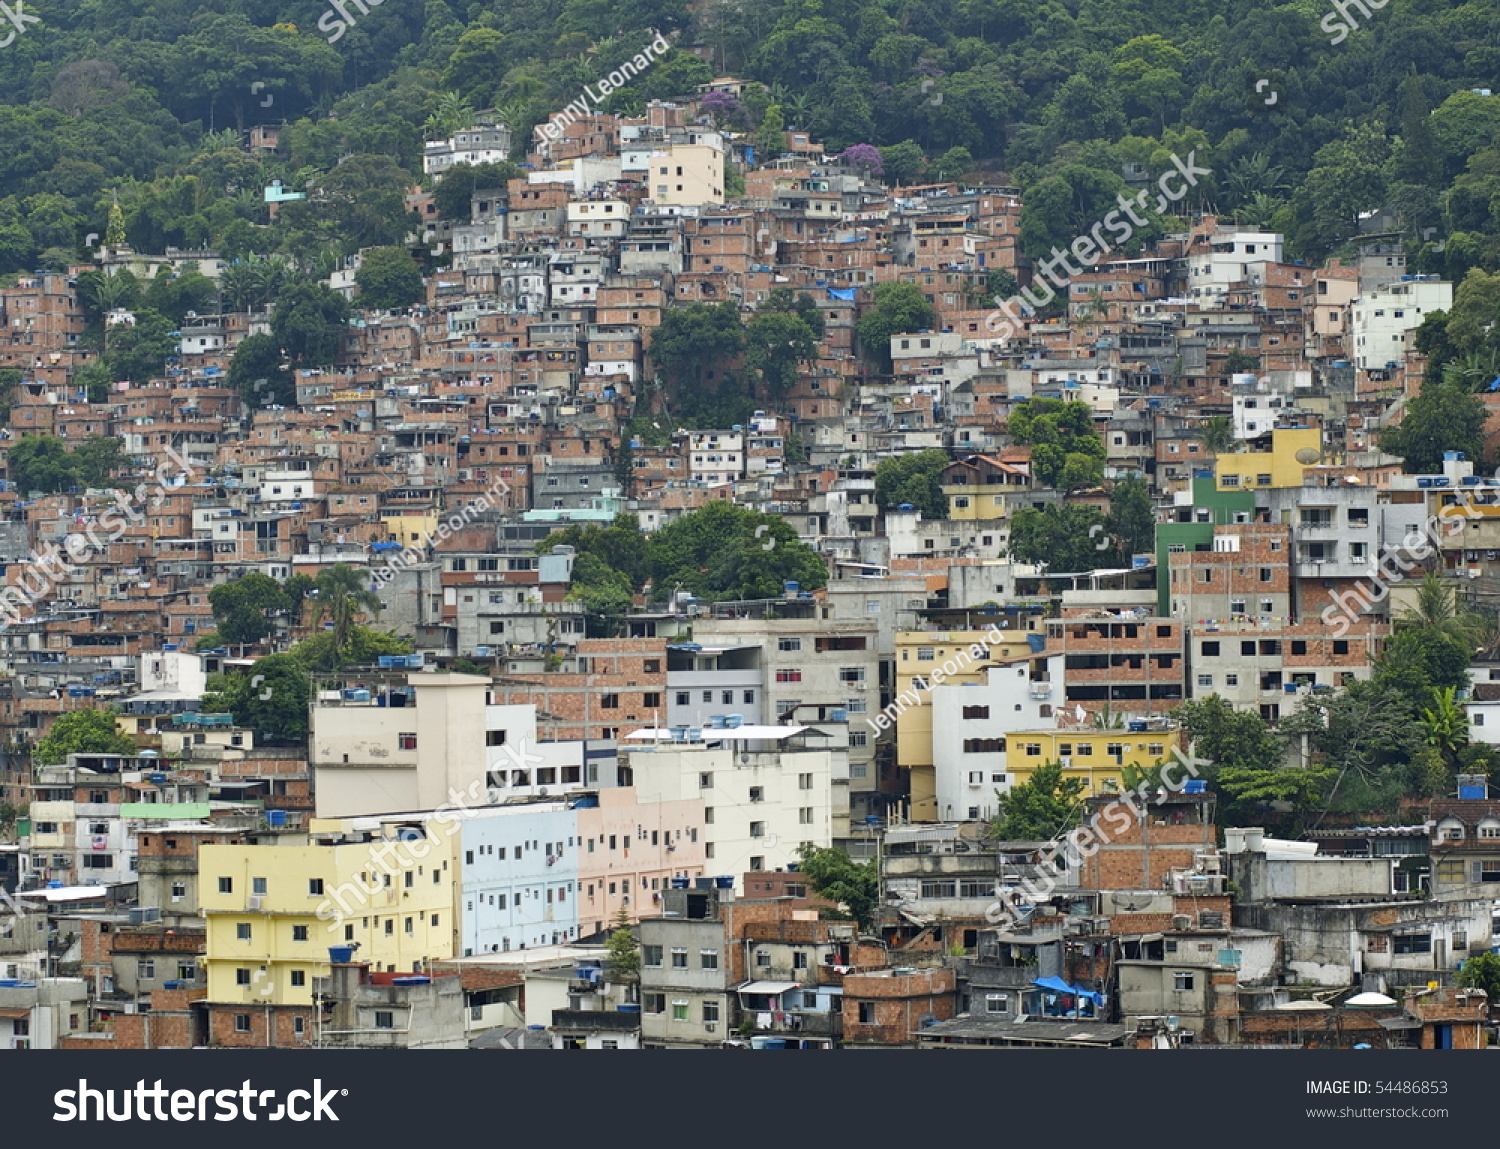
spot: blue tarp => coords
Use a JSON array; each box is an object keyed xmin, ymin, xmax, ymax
[
  {"xmin": 1032, "ymin": 976, "xmax": 1106, "ymax": 1008},
  {"xmin": 826, "ymin": 287, "xmax": 857, "ymax": 301}
]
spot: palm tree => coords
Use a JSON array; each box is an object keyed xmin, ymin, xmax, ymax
[
  {"xmin": 1398, "ymin": 571, "xmax": 1486, "ymax": 650},
  {"xmin": 311, "ymin": 563, "xmax": 382, "ymax": 663},
  {"xmin": 1197, "ymin": 415, "xmax": 1237, "ymax": 458},
  {"xmin": 1421, "ymin": 686, "xmax": 1469, "ymax": 771}
]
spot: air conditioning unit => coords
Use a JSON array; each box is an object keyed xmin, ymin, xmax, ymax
[
  {"xmin": 1058, "ymin": 757, "xmax": 1071, "ymax": 768},
  {"xmin": 704, "ymin": 1021, "xmax": 716, "ymax": 1032},
  {"xmin": 246, "ymin": 895, "xmax": 264, "ymax": 911}
]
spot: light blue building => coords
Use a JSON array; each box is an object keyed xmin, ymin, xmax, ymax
[{"xmin": 458, "ymin": 803, "xmax": 580, "ymax": 955}]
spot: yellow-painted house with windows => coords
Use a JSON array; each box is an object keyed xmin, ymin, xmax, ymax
[
  {"xmin": 892, "ymin": 627, "xmax": 1041, "ymax": 820},
  {"xmin": 199, "ymin": 824, "xmax": 457, "ymax": 1009},
  {"xmin": 1004, "ymin": 726, "xmax": 1186, "ymax": 797},
  {"xmin": 1215, "ymin": 427, "xmax": 1321, "ymax": 493}
]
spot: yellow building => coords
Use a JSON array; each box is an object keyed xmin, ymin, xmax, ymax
[
  {"xmin": 648, "ymin": 143, "xmax": 725, "ymax": 206},
  {"xmin": 941, "ymin": 455, "xmax": 1031, "ymax": 521},
  {"xmin": 381, "ymin": 511, "xmax": 439, "ymax": 549},
  {"xmin": 892, "ymin": 627, "xmax": 1040, "ymax": 820},
  {"xmin": 199, "ymin": 825, "xmax": 457, "ymax": 1007},
  {"xmin": 1003, "ymin": 727, "xmax": 1185, "ymax": 797},
  {"xmin": 1215, "ymin": 427, "xmax": 1321, "ymax": 492}
]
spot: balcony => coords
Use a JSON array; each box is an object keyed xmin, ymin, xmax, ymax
[{"xmin": 550, "ymin": 1009, "xmax": 640, "ymax": 1032}]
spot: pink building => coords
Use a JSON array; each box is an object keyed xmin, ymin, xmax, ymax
[{"xmin": 576, "ymin": 787, "xmax": 706, "ymax": 936}]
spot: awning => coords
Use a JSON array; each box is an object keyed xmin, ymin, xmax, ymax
[
  {"xmin": 736, "ymin": 981, "xmax": 799, "ymax": 995},
  {"xmin": 0, "ymin": 1007, "xmax": 31, "ymax": 1019},
  {"xmin": 1033, "ymin": 976, "xmax": 1106, "ymax": 1007}
]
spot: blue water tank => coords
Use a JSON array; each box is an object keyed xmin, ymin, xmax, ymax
[
  {"xmin": 1183, "ymin": 780, "xmax": 1207, "ymax": 795},
  {"xmin": 1127, "ymin": 719, "xmax": 1147, "ymax": 732},
  {"xmin": 694, "ymin": 877, "xmax": 714, "ymax": 889},
  {"xmin": 1460, "ymin": 782, "xmax": 1487, "ymax": 800},
  {"xmin": 670, "ymin": 877, "xmax": 690, "ymax": 889},
  {"xmin": 328, "ymin": 946, "xmax": 356, "ymax": 963},
  {"xmin": 830, "ymin": 708, "xmax": 847, "ymax": 722},
  {"xmin": 715, "ymin": 876, "xmax": 734, "ymax": 889},
  {"xmin": 267, "ymin": 809, "xmax": 288, "ymax": 827}
]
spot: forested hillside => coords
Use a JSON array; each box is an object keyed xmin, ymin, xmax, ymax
[{"xmin": 0, "ymin": 0, "xmax": 1497, "ymax": 278}]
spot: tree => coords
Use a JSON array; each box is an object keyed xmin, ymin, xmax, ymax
[
  {"xmin": 795, "ymin": 843, "xmax": 879, "ymax": 931},
  {"xmin": 1421, "ymin": 686, "xmax": 1470, "ymax": 772},
  {"xmin": 874, "ymin": 448, "xmax": 949, "ymax": 519},
  {"xmin": 201, "ymin": 655, "xmax": 310, "ymax": 746},
  {"xmin": 432, "ymin": 161, "xmax": 523, "ymax": 220},
  {"xmin": 647, "ymin": 501, "xmax": 827, "ymax": 602},
  {"xmin": 856, "ymin": 282, "xmax": 934, "ymax": 371},
  {"xmin": 310, "ymin": 563, "xmax": 384, "ymax": 667},
  {"xmin": 754, "ymin": 104, "xmax": 785, "ymax": 161},
  {"xmin": 355, "ymin": 247, "xmax": 425, "ymax": 310},
  {"xmin": 1007, "ymin": 503, "xmax": 1114, "ymax": 572},
  {"xmin": 839, "ymin": 143, "xmax": 884, "ymax": 178},
  {"xmin": 648, "ymin": 302, "xmax": 745, "ymax": 401},
  {"xmin": 1008, "ymin": 398, "xmax": 1105, "ymax": 490},
  {"xmin": 8, "ymin": 435, "xmax": 79, "ymax": 494},
  {"xmin": 567, "ymin": 552, "xmax": 635, "ymax": 638},
  {"xmin": 34, "ymin": 708, "xmax": 136, "ymax": 765},
  {"xmin": 227, "ymin": 332, "xmax": 295, "ymax": 408},
  {"xmin": 1458, "ymin": 952, "xmax": 1500, "ymax": 1006},
  {"xmin": 1197, "ymin": 415, "xmax": 1237, "ymax": 457},
  {"xmin": 1106, "ymin": 474, "xmax": 1155, "ymax": 559},
  {"xmin": 744, "ymin": 310, "xmax": 818, "ymax": 399},
  {"xmin": 932, "ymin": 146, "xmax": 974, "ymax": 182},
  {"xmin": 1377, "ymin": 373, "xmax": 1487, "ymax": 473},
  {"xmin": 209, "ymin": 573, "xmax": 292, "ymax": 647},
  {"xmin": 877, "ymin": 139, "xmax": 926, "ymax": 185},
  {"xmin": 604, "ymin": 908, "xmax": 640, "ymax": 983},
  {"xmin": 989, "ymin": 762, "xmax": 1087, "ymax": 840},
  {"xmin": 271, "ymin": 281, "xmax": 350, "ymax": 368},
  {"xmin": 290, "ymin": 627, "xmax": 412, "ymax": 673}
]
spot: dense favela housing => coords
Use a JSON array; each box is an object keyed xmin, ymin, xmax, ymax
[{"xmin": 5, "ymin": 82, "xmax": 1500, "ymax": 1055}]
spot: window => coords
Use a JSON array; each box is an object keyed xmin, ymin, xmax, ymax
[
  {"xmin": 985, "ymin": 993, "xmax": 1010, "ymax": 1015},
  {"xmin": 671, "ymin": 1001, "xmax": 689, "ymax": 1022},
  {"xmin": 960, "ymin": 881, "xmax": 994, "ymax": 898},
  {"xmin": 1201, "ymin": 642, "xmax": 1219, "ymax": 657},
  {"xmin": 398, "ymin": 733, "xmax": 417, "ymax": 751},
  {"xmin": 775, "ymin": 669, "xmax": 802, "ymax": 683},
  {"xmin": 858, "ymin": 1002, "xmax": 875, "ymax": 1024},
  {"xmin": 236, "ymin": 923, "xmax": 251, "ymax": 941},
  {"xmin": 171, "ymin": 881, "xmax": 186, "ymax": 902},
  {"xmin": 218, "ymin": 877, "xmax": 233, "ymax": 894},
  {"xmin": 643, "ymin": 993, "xmax": 666, "ymax": 1014},
  {"xmin": 1393, "ymin": 932, "xmax": 1432, "ymax": 955},
  {"xmin": 235, "ymin": 969, "xmax": 251, "ymax": 986},
  {"xmin": 601, "ymin": 694, "xmax": 619, "ymax": 708},
  {"xmin": 1173, "ymin": 971, "xmax": 1196, "ymax": 991},
  {"xmin": 799, "ymin": 807, "xmax": 814, "ymax": 824},
  {"xmin": 138, "ymin": 959, "xmax": 155, "ymax": 980},
  {"xmin": 292, "ymin": 925, "xmax": 309, "ymax": 942},
  {"xmin": 839, "ymin": 667, "xmax": 866, "ymax": 683},
  {"xmin": 671, "ymin": 948, "xmax": 688, "ymax": 968},
  {"xmin": 374, "ymin": 1011, "xmax": 395, "ymax": 1029},
  {"xmin": 749, "ymin": 786, "xmax": 763, "ymax": 803},
  {"xmin": 676, "ymin": 692, "xmax": 690, "ymax": 706},
  {"xmin": 917, "ymin": 647, "xmax": 935, "ymax": 661},
  {"xmin": 486, "ymin": 730, "xmax": 508, "ymax": 746},
  {"xmin": 778, "ymin": 637, "xmax": 802, "ymax": 652},
  {"xmin": 643, "ymin": 945, "xmax": 663, "ymax": 967},
  {"xmin": 755, "ymin": 950, "xmax": 771, "ymax": 968},
  {"xmin": 921, "ymin": 881, "xmax": 957, "ymax": 898},
  {"xmin": 749, "ymin": 821, "xmax": 765, "ymax": 838},
  {"xmin": 234, "ymin": 1014, "xmax": 250, "ymax": 1033},
  {"xmin": 308, "ymin": 879, "xmax": 324, "ymax": 896},
  {"xmin": 793, "ymin": 952, "xmax": 809, "ymax": 969},
  {"xmin": 291, "ymin": 971, "xmax": 306, "ymax": 988},
  {"xmin": 962, "ymin": 705, "xmax": 990, "ymax": 720},
  {"xmin": 703, "ymin": 1000, "xmax": 720, "ymax": 1023}
]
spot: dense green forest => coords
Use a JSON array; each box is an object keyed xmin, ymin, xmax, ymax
[{"xmin": 0, "ymin": 0, "xmax": 1498, "ymax": 281}]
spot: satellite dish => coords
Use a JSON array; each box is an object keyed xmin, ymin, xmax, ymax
[{"xmin": 1294, "ymin": 447, "xmax": 1321, "ymax": 465}]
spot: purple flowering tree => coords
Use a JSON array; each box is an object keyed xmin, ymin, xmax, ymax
[
  {"xmin": 700, "ymin": 90, "xmax": 747, "ymax": 127},
  {"xmin": 840, "ymin": 144, "xmax": 884, "ymax": 178}
]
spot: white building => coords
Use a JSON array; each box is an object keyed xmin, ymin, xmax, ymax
[
  {"xmin": 688, "ymin": 431, "xmax": 744, "ymax": 485},
  {"xmin": 621, "ymin": 726, "xmax": 841, "ymax": 888},
  {"xmin": 1186, "ymin": 230, "xmax": 1283, "ymax": 303},
  {"xmin": 1349, "ymin": 277, "xmax": 1453, "ymax": 370},
  {"xmin": 929, "ymin": 654, "xmax": 1064, "ymax": 822},
  {"xmin": 423, "ymin": 124, "xmax": 514, "ymax": 175}
]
